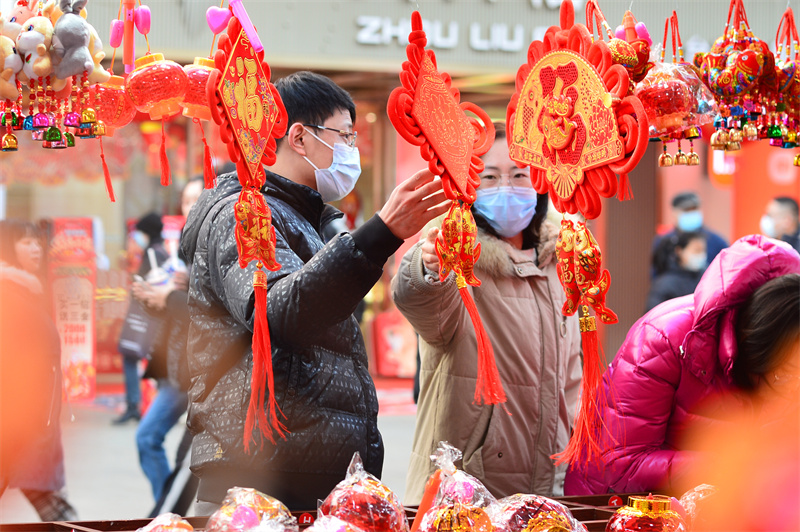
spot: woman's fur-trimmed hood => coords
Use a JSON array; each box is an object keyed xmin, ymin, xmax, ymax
[
  {"xmin": 0, "ymin": 261, "xmax": 43, "ymax": 294},
  {"xmin": 419, "ymin": 216, "xmax": 559, "ymax": 278}
]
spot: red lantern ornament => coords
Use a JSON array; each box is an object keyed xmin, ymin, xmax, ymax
[
  {"xmin": 207, "ymin": 11, "xmax": 288, "ymax": 451},
  {"xmin": 126, "ymin": 53, "xmax": 188, "ymax": 120},
  {"xmin": 126, "ymin": 53, "xmax": 188, "ymax": 186},
  {"xmin": 181, "ymin": 57, "xmax": 214, "ymax": 121},
  {"xmin": 181, "ymin": 57, "xmax": 216, "ymax": 188},
  {"xmin": 387, "ymin": 11, "xmax": 503, "ymax": 406},
  {"xmin": 507, "ymin": 0, "xmax": 648, "ymax": 469},
  {"xmin": 89, "ymin": 75, "xmax": 136, "ymax": 203},
  {"xmin": 91, "ymin": 75, "xmax": 136, "ymax": 137}
]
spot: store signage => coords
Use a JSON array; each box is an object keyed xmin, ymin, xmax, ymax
[{"xmin": 357, "ymin": 16, "xmax": 546, "ymax": 52}]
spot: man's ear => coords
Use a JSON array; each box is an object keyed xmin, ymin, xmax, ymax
[{"xmin": 282, "ymin": 122, "xmax": 307, "ymax": 156}]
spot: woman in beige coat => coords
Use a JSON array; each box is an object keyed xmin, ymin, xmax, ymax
[{"xmin": 391, "ymin": 125, "xmax": 582, "ymax": 504}]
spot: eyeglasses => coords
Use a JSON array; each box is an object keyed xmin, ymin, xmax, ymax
[
  {"xmin": 303, "ymin": 124, "xmax": 358, "ymax": 148},
  {"xmin": 479, "ymin": 171, "xmax": 531, "ymax": 188}
]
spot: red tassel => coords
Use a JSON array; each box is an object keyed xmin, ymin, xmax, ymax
[
  {"xmin": 552, "ymin": 311, "xmax": 606, "ymax": 467},
  {"xmin": 160, "ymin": 121, "xmax": 170, "ymax": 187},
  {"xmin": 99, "ymin": 137, "xmax": 115, "ymax": 202},
  {"xmin": 617, "ymin": 172, "xmax": 633, "ymax": 201},
  {"xmin": 458, "ymin": 282, "xmax": 506, "ymax": 405},
  {"xmin": 244, "ymin": 269, "xmax": 287, "ymax": 453},
  {"xmin": 195, "ymin": 118, "xmax": 216, "ymax": 189}
]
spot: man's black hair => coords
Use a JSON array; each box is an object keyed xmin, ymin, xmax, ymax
[
  {"xmin": 774, "ymin": 196, "xmax": 800, "ymax": 219},
  {"xmin": 274, "ymin": 71, "xmax": 356, "ymax": 147}
]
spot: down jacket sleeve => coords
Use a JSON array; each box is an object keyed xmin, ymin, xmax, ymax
[
  {"xmin": 599, "ymin": 313, "xmax": 702, "ymax": 493},
  {"xmin": 390, "ymin": 241, "xmax": 468, "ymax": 348},
  {"xmin": 205, "ymin": 199, "xmax": 393, "ymax": 347}
]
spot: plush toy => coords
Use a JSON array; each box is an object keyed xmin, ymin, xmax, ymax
[
  {"xmin": 1, "ymin": 0, "xmax": 38, "ymax": 41},
  {"xmin": 0, "ymin": 34, "xmax": 22, "ymax": 100},
  {"xmin": 16, "ymin": 15, "xmax": 54, "ymax": 82},
  {"xmin": 85, "ymin": 23, "xmax": 108, "ymax": 83},
  {"xmin": 51, "ymin": 0, "xmax": 93, "ymax": 79},
  {"xmin": 42, "ymin": 0, "xmax": 86, "ymax": 27}
]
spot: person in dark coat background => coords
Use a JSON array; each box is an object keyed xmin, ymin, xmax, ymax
[
  {"xmin": 0, "ymin": 219, "xmax": 78, "ymax": 520},
  {"xmin": 645, "ymin": 230, "xmax": 707, "ymax": 312},
  {"xmin": 113, "ymin": 213, "xmax": 168, "ymax": 425},
  {"xmin": 181, "ymin": 71, "xmax": 449, "ymax": 513}
]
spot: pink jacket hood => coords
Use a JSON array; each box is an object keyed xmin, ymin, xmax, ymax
[
  {"xmin": 684, "ymin": 235, "xmax": 800, "ymax": 386},
  {"xmin": 564, "ymin": 235, "xmax": 800, "ymax": 496}
]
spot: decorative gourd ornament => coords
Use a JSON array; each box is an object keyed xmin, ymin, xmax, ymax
[
  {"xmin": 387, "ymin": 11, "xmax": 503, "ymax": 406},
  {"xmin": 206, "ymin": 5, "xmax": 289, "ymax": 451},
  {"xmin": 507, "ymin": 0, "xmax": 648, "ymax": 469}
]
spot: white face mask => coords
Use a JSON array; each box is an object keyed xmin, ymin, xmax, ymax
[
  {"xmin": 302, "ymin": 128, "xmax": 361, "ymax": 203},
  {"xmin": 683, "ymin": 252, "xmax": 707, "ymax": 272},
  {"xmin": 473, "ymin": 187, "xmax": 539, "ymax": 238},
  {"xmin": 760, "ymin": 214, "xmax": 778, "ymax": 238}
]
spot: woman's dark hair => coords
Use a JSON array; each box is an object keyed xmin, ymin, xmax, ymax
[
  {"xmin": 0, "ymin": 219, "xmax": 40, "ymax": 269},
  {"xmin": 274, "ymin": 71, "xmax": 356, "ymax": 147},
  {"xmin": 474, "ymin": 121, "xmax": 549, "ymax": 250},
  {"xmin": 652, "ymin": 230, "xmax": 704, "ymax": 276},
  {"xmin": 732, "ymin": 273, "xmax": 800, "ymax": 390}
]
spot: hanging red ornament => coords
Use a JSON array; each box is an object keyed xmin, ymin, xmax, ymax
[
  {"xmin": 90, "ymin": 75, "xmax": 136, "ymax": 137},
  {"xmin": 181, "ymin": 57, "xmax": 216, "ymax": 188},
  {"xmin": 387, "ymin": 11, "xmax": 502, "ymax": 406},
  {"xmin": 506, "ymin": 0, "xmax": 649, "ymax": 469},
  {"xmin": 181, "ymin": 57, "xmax": 214, "ymax": 121},
  {"xmin": 507, "ymin": 0, "xmax": 648, "ymax": 219},
  {"xmin": 125, "ymin": 53, "xmax": 188, "ymax": 120},
  {"xmin": 206, "ymin": 9, "xmax": 288, "ymax": 451}
]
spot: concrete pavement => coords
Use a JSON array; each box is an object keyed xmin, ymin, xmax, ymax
[{"xmin": 0, "ymin": 382, "xmax": 417, "ymax": 524}]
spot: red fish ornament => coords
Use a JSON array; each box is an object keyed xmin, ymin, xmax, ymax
[
  {"xmin": 206, "ymin": 8, "xmax": 288, "ymax": 451},
  {"xmin": 387, "ymin": 11, "xmax": 502, "ymax": 405}
]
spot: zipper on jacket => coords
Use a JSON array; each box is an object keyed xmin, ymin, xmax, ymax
[{"xmin": 530, "ymin": 285, "xmax": 550, "ymax": 493}]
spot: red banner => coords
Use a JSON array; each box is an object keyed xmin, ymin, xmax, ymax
[{"xmin": 49, "ymin": 218, "xmax": 97, "ymax": 401}]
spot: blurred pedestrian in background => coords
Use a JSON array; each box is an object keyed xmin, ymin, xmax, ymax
[
  {"xmin": 646, "ymin": 230, "xmax": 707, "ymax": 312},
  {"xmin": 761, "ymin": 196, "xmax": 800, "ymax": 253},
  {"xmin": 651, "ymin": 192, "xmax": 727, "ymax": 277},
  {"xmin": 133, "ymin": 178, "xmax": 203, "ymax": 506},
  {"xmin": 113, "ymin": 213, "xmax": 168, "ymax": 425},
  {"xmin": 392, "ymin": 123, "xmax": 582, "ymax": 502},
  {"xmin": 0, "ymin": 219, "xmax": 78, "ymax": 521},
  {"xmin": 565, "ymin": 235, "xmax": 800, "ymax": 497}
]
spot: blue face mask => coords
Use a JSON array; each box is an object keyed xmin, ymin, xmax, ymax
[
  {"xmin": 677, "ymin": 210, "xmax": 703, "ymax": 232},
  {"xmin": 473, "ymin": 187, "xmax": 539, "ymax": 238}
]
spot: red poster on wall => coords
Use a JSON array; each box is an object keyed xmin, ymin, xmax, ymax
[{"xmin": 49, "ymin": 218, "xmax": 97, "ymax": 401}]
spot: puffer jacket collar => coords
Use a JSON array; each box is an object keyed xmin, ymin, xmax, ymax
[
  {"xmin": 264, "ymin": 170, "xmax": 327, "ymax": 232},
  {"xmin": 421, "ymin": 216, "xmax": 559, "ymax": 279},
  {"xmin": 0, "ymin": 261, "xmax": 42, "ymax": 294},
  {"xmin": 683, "ymin": 235, "xmax": 800, "ymax": 385}
]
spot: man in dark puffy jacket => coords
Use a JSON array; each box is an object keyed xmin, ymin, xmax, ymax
[{"xmin": 181, "ymin": 71, "xmax": 449, "ymax": 512}]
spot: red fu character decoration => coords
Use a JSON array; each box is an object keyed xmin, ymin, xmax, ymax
[
  {"xmin": 507, "ymin": 0, "xmax": 648, "ymax": 467},
  {"xmin": 206, "ymin": 7, "xmax": 288, "ymax": 451},
  {"xmin": 387, "ymin": 11, "xmax": 502, "ymax": 406}
]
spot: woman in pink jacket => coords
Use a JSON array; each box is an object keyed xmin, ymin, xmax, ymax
[{"xmin": 565, "ymin": 235, "xmax": 800, "ymax": 495}]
